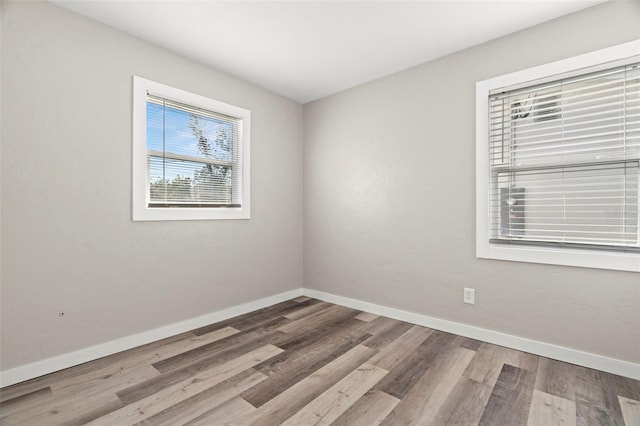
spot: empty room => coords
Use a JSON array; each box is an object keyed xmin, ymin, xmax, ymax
[{"xmin": 1, "ymin": 0, "xmax": 639, "ymax": 424}]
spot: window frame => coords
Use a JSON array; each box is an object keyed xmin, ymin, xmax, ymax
[
  {"xmin": 132, "ymin": 76, "xmax": 251, "ymax": 221},
  {"xmin": 476, "ymin": 40, "xmax": 640, "ymax": 272}
]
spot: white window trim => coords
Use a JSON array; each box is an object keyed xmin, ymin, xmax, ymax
[
  {"xmin": 476, "ymin": 40, "xmax": 640, "ymax": 272},
  {"xmin": 132, "ymin": 76, "xmax": 251, "ymax": 221}
]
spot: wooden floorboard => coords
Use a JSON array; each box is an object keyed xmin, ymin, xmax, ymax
[
  {"xmin": 478, "ymin": 364, "xmax": 536, "ymax": 425},
  {"xmin": 1, "ymin": 297, "xmax": 638, "ymax": 425}
]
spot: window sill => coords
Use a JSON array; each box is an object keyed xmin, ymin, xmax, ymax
[
  {"xmin": 477, "ymin": 241, "xmax": 640, "ymax": 272},
  {"xmin": 132, "ymin": 205, "xmax": 250, "ymax": 221}
]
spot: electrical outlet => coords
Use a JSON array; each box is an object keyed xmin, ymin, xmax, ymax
[{"xmin": 464, "ymin": 288, "xmax": 475, "ymax": 304}]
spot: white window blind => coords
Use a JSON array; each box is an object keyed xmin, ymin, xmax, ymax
[
  {"xmin": 488, "ymin": 63, "xmax": 639, "ymax": 251},
  {"xmin": 146, "ymin": 94, "xmax": 243, "ymax": 208}
]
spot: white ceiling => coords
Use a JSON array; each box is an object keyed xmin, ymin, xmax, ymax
[{"xmin": 51, "ymin": 0, "xmax": 606, "ymax": 104}]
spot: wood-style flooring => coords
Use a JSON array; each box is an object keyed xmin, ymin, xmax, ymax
[{"xmin": 1, "ymin": 297, "xmax": 639, "ymax": 425}]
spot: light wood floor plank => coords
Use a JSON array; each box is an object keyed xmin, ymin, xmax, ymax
[
  {"xmin": 184, "ymin": 397, "xmax": 256, "ymax": 426},
  {"xmin": 0, "ymin": 386, "xmax": 53, "ymax": 419},
  {"xmin": 619, "ymin": 396, "xmax": 640, "ymax": 426},
  {"xmin": 283, "ymin": 301, "xmax": 332, "ymax": 320},
  {"xmin": 527, "ymin": 389, "xmax": 577, "ymax": 426},
  {"xmin": 331, "ymin": 389, "xmax": 400, "ymax": 426},
  {"xmin": 60, "ymin": 398, "xmax": 125, "ymax": 426},
  {"xmin": 361, "ymin": 318, "xmax": 413, "ymax": 350},
  {"xmin": 463, "ymin": 342, "xmax": 502, "ymax": 385},
  {"xmin": 354, "ymin": 311, "xmax": 379, "ymax": 322},
  {"xmin": 281, "ymin": 362, "xmax": 388, "ymax": 425},
  {"xmin": 141, "ymin": 326, "xmax": 241, "ymax": 364},
  {"xmin": 4, "ymin": 391, "xmax": 123, "ymax": 426},
  {"xmin": 52, "ymin": 362, "xmax": 160, "ymax": 398}
]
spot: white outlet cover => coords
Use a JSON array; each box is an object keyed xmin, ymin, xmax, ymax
[{"xmin": 464, "ymin": 288, "xmax": 475, "ymax": 304}]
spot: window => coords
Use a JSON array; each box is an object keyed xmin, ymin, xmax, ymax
[
  {"xmin": 476, "ymin": 41, "xmax": 640, "ymax": 272},
  {"xmin": 132, "ymin": 76, "xmax": 250, "ymax": 221}
]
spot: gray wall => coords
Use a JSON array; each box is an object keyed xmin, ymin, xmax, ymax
[
  {"xmin": 1, "ymin": 1, "xmax": 303, "ymax": 370},
  {"xmin": 304, "ymin": 1, "xmax": 640, "ymax": 363}
]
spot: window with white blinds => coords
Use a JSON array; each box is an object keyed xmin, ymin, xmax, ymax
[
  {"xmin": 133, "ymin": 76, "xmax": 250, "ymax": 221},
  {"xmin": 489, "ymin": 64, "xmax": 639, "ymax": 251},
  {"xmin": 146, "ymin": 95, "xmax": 242, "ymax": 208},
  {"xmin": 476, "ymin": 41, "xmax": 640, "ymax": 272}
]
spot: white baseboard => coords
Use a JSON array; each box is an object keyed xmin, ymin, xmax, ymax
[
  {"xmin": 302, "ymin": 288, "xmax": 640, "ymax": 380},
  {"xmin": 0, "ymin": 288, "xmax": 303, "ymax": 388}
]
